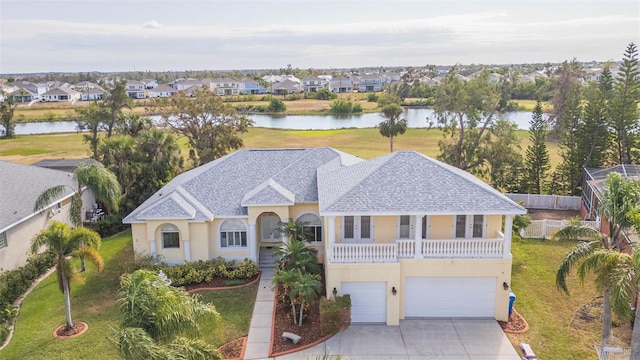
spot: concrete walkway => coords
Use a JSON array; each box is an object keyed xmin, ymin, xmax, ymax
[{"xmin": 244, "ymin": 269, "xmax": 275, "ymax": 360}]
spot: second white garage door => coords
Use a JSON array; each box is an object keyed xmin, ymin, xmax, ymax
[
  {"xmin": 341, "ymin": 281, "xmax": 386, "ymax": 323},
  {"xmin": 405, "ymin": 277, "xmax": 496, "ymax": 318}
]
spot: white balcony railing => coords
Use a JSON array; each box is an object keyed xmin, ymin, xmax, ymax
[
  {"xmin": 331, "ymin": 243, "xmax": 397, "ymax": 263},
  {"xmin": 330, "ymin": 236, "xmax": 506, "ymax": 263}
]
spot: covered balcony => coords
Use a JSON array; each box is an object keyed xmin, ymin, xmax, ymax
[{"xmin": 329, "ymin": 231, "xmax": 506, "ymax": 263}]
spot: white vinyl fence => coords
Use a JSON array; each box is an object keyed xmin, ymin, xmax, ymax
[
  {"xmin": 505, "ymin": 194, "xmax": 581, "ymax": 210},
  {"xmin": 521, "ymin": 219, "xmax": 600, "ymax": 239}
]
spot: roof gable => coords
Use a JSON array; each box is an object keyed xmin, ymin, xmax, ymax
[
  {"xmin": 241, "ymin": 179, "xmax": 295, "ymax": 206},
  {"xmin": 137, "ymin": 192, "xmax": 197, "ymax": 220}
]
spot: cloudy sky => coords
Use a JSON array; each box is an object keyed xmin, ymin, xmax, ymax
[{"xmin": 1, "ymin": 0, "xmax": 639, "ymax": 74}]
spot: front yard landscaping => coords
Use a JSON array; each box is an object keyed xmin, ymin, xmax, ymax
[
  {"xmin": 1, "ymin": 229, "xmax": 632, "ymax": 360},
  {"xmin": 0, "ymin": 230, "xmax": 258, "ymax": 360}
]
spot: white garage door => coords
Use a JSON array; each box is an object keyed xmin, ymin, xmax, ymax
[
  {"xmin": 341, "ymin": 282, "xmax": 386, "ymax": 323},
  {"xmin": 405, "ymin": 277, "xmax": 496, "ymax": 318}
]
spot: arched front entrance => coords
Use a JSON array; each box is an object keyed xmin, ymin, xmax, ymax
[{"xmin": 258, "ymin": 212, "xmax": 282, "ymax": 245}]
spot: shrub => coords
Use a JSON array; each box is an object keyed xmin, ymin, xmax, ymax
[
  {"xmin": 352, "ymin": 103, "xmax": 363, "ymax": 113},
  {"xmin": 367, "ymin": 93, "xmax": 379, "ymax": 102},
  {"xmin": 91, "ymin": 213, "xmax": 127, "ymax": 238},
  {"xmin": 319, "ymin": 295, "xmax": 351, "ymax": 335},
  {"xmin": 284, "ymin": 94, "xmax": 302, "ymax": 101},
  {"xmin": 315, "ymin": 89, "xmax": 337, "ymax": 100},
  {"xmin": 267, "ymin": 98, "xmax": 287, "ymax": 112},
  {"xmin": 330, "ymin": 99, "xmax": 354, "ymax": 114},
  {"xmin": 135, "ymin": 257, "xmax": 258, "ymax": 287}
]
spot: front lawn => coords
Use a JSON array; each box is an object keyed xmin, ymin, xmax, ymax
[
  {"xmin": 0, "ymin": 230, "xmax": 257, "ymax": 359},
  {"xmin": 509, "ymin": 238, "xmax": 630, "ymax": 360}
]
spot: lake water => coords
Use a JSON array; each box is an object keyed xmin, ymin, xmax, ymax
[{"xmin": 6, "ymin": 108, "xmax": 538, "ymax": 135}]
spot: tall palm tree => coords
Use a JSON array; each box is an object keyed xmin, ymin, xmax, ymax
[
  {"xmin": 114, "ymin": 270, "xmax": 220, "ymax": 359},
  {"xmin": 604, "ymin": 244, "xmax": 640, "ymax": 358},
  {"xmin": 34, "ymin": 162, "xmax": 121, "ymax": 271},
  {"xmin": 30, "ymin": 221, "xmax": 103, "ymax": 330},
  {"xmin": 379, "ymin": 103, "xmax": 408, "ymax": 152},
  {"xmin": 274, "ymin": 237, "xmax": 320, "ymax": 274},
  {"xmin": 555, "ymin": 172, "xmax": 640, "ymax": 348}
]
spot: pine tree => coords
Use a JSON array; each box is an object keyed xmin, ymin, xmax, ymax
[
  {"xmin": 554, "ymin": 87, "xmax": 584, "ymax": 195},
  {"xmin": 523, "ymin": 101, "xmax": 550, "ymax": 194},
  {"xmin": 609, "ymin": 42, "xmax": 640, "ymax": 164},
  {"xmin": 579, "ymin": 81, "xmax": 610, "ymax": 169}
]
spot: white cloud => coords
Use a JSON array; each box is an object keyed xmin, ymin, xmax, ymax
[{"xmin": 143, "ymin": 20, "xmax": 163, "ymax": 29}]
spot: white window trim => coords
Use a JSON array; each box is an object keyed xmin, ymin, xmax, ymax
[
  {"xmin": 217, "ymin": 218, "xmax": 249, "ymax": 250},
  {"xmin": 397, "ymin": 215, "xmax": 413, "ymax": 239},
  {"xmin": 421, "ymin": 215, "xmax": 431, "ymax": 239},
  {"xmin": 160, "ymin": 224, "xmax": 180, "ymax": 249},
  {"xmin": 341, "ymin": 216, "xmax": 374, "ymax": 243},
  {"xmin": 451, "ymin": 215, "xmax": 486, "ymax": 239},
  {"xmin": 296, "ymin": 213, "xmax": 323, "ymax": 242},
  {"xmin": 0, "ymin": 232, "xmax": 7, "ymax": 250}
]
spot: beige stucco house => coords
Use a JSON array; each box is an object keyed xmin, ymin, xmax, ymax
[
  {"xmin": 123, "ymin": 148, "xmax": 525, "ymax": 325},
  {"xmin": 0, "ymin": 161, "xmax": 96, "ymax": 272}
]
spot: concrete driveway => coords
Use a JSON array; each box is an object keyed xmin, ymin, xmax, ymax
[{"xmin": 274, "ymin": 319, "xmax": 521, "ymax": 360}]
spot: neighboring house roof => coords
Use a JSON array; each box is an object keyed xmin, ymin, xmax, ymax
[
  {"xmin": 317, "ymin": 151, "xmax": 525, "ymax": 215},
  {"xmin": 0, "ymin": 160, "xmax": 76, "ymax": 233},
  {"xmin": 585, "ymin": 164, "xmax": 640, "ymax": 194},
  {"xmin": 212, "ymin": 78, "xmax": 237, "ymax": 83},
  {"xmin": 272, "ymin": 79, "xmax": 299, "ymax": 91},
  {"xmin": 127, "ymin": 80, "xmax": 145, "ymax": 85},
  {"xmin": 149, "ymin": 85, "xmax": 176, "ymax": 93},
  {"xmin": 31, "ymin": 158, "xmax": 98, "ymax": 172},
  {"xmin": 10, "ymin": 88, "xmax": 37, "ymax": 96},
  {"xmin": 42, "ymin": 87, "xmax": 80, "ymax": 96},
  {"xmin": 123, "ymin": 148, "xmax": 361, "ymax": 223},
  {"xmin": 83, "ymin": 87, "xmax": 105, "ymax": 95},
  {"xmin": 74, "ymin": 81, "xmax": 100, "ymax": 88},
  {"xmin": 141, "ymin": 79, "xmax": 157, "ymax": 84}
]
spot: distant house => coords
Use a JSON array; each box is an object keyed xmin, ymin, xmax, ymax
[
  {"xmin": 329, "ymin": 77, "xmax": 353, "ymax": 93},
  {"xmin": 72, "ymin": 81, "xmax": 101, "ymax": 91},
  {"xmin": 419, "ymin": 77, "xmax": 440, "ymax": 87},
  {"xmin": 81, "ymin": 87, "xmax": 105, "ymax": 101},
  {"xmin": 14, "ymin": 81, "xmax": 48, "ymax": 95},
  {"xmin": 141, "ymin": 79, "xmax": 158, "ymax": 89},
  {"xmin": 126, "ymin": 80, "xmax": 146, "ymax": 99},
  {"xmin": 301, "ymin": 77, "xmax": 328, "ymax": 92},
  {"xmin": 148, "ymin": 85, "xmax": 177, "ymax": 98},
  {"xmin": 0, "ymin": 160, "xmax": 96, "ymax": 272},
  {"xmin": 238, "ymin": 79, "xmax": 266, "ymax": 95},
  {"xmin": 212, "ymin": 78, "xmax": 240, "ymax": 96},
  {"xmin": 262, "ymin": 74, "xmax": 282, "ymax": 84},
  {"xmin": 41, "ymin": 87, "xmax": 81, "ymax": 102},
  {"xmin": 10, "ymin": 88, "xmax": 38, "ymax": 103},
  {"xmin": 488, "ymin": 73, "xmax": 503, "ymax": 84},
  {"xmin": 169, "ymin": 79, "xmax": 209, "ymax": 91},
  {"xmin": 270, "ymin": 79, "xmax": 300, "ymax": 95},
  {"xmin": 381, "ymin": 72, "xmax": 401, "ymax": 84},
  {"xmin": 358, "ymin": 74, "xmax": 383, "ymax": 92}
]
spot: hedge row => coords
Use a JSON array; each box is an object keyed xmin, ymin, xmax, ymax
[{"xmin": 144, "ymin": 257, "xmax": 259, "ymax": 287}]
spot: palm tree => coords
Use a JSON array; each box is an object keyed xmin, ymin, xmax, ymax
[
  {"xmin": 290, "ymin": 272, "xmax": 322, "ymax": 326},
  {"xmin": 279, "ymin": 218, "xmax": 307, "ymax": 242},
  {"xmin": 114, "ymin": 269, "xmax": 220, "ymax": 359},
  {"xmin": 34, "ymin": 162, "xmax": 121, "ymax": 271},
  {"xmin": 555, "ymin": 172, "xmax": 640, "ymax": 348},
  {"xmin": 378, "ymin": 103, "xmax": 408, "ymax": 152},
  {"xmin": 30, "ymin": 221, "xmax": 103, "ymax": 331},
  {"xmin": 605, "ymin": 244, "xmax": 640, "ymax": 358},
  {"xmin": 274, "ymin": 237, "xmax": 320, "ymax": 274}
]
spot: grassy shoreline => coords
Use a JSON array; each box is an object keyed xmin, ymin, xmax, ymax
[{"xmin": 12, "ymin": 98, "xmax": 549, "ymax": 123}]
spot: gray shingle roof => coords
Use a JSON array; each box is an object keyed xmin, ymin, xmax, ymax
[
  {"xmin": 317, "ymin": 151, "xmax": 525, "ymax": 215},
  {"xmin": 138, "ymin": 193, "xmax": 196, "ymax": 220},
  {"xmin": 0, "ymin": 160, "xmax": 76, "ymax": 232},
  {"xmin": 241, "ymin": 180, "xmax": 295, "ymax": 206},
  {"xmin": 123, "ymin": 148, "xmax": 360, "ymax": 223}
]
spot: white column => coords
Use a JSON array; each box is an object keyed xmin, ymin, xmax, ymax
[
  {"xmin": 149, "ymin": 239, "xmax": 157, "ymax": 256},
  {"xmin": 414, "ymin": 215, "xmax": 423, "ymax": 259},
  {"xmin": 184, "ymin": 239, "xmax": 191, "ymax": 262},
  {"xmin": 503, "ymin": 215, "xmax": 513, "ymax": 258},
  {"xmin": 249, "ymin": 222, "xmax": 257, "ymax": 262},
  {"xmin": 328, "ymin": 216, "xmax": 336, "ymax": 262}
]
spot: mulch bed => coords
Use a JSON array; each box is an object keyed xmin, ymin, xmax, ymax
[
  {"xmin": 217, "ymin": 337, "xmax": 245, "ymax": 360},
  {"xmin": 53, "ymin": 321, "xmax": 88, "ymax": 339},
  {"xmin": 183, "ymin": 274, "xmax": 260, "ymax": 292},
  {"xmin": 498, "ymin": 307, "xmax": 529, "ymax": 334}
]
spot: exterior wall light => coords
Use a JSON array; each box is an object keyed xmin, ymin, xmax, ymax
[
  {"xmin": 392, "ymin": 287, "xmax": 397, "ymax": 296},
  {"xmin": 503, "ymin": 282, "xmax": 509, "ymax": 290},
  {"xmin": 333, "ymin": 287, "xmax": 338, "ymax": 297}
]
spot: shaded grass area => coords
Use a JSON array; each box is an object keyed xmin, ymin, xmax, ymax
[
  {"xmin": 0, "ymin": 230, "xmax": 257, "ymax": 359},
  {"xmin": 509, "ymin": 238, "xmax": 629, "ymax": 360}
]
